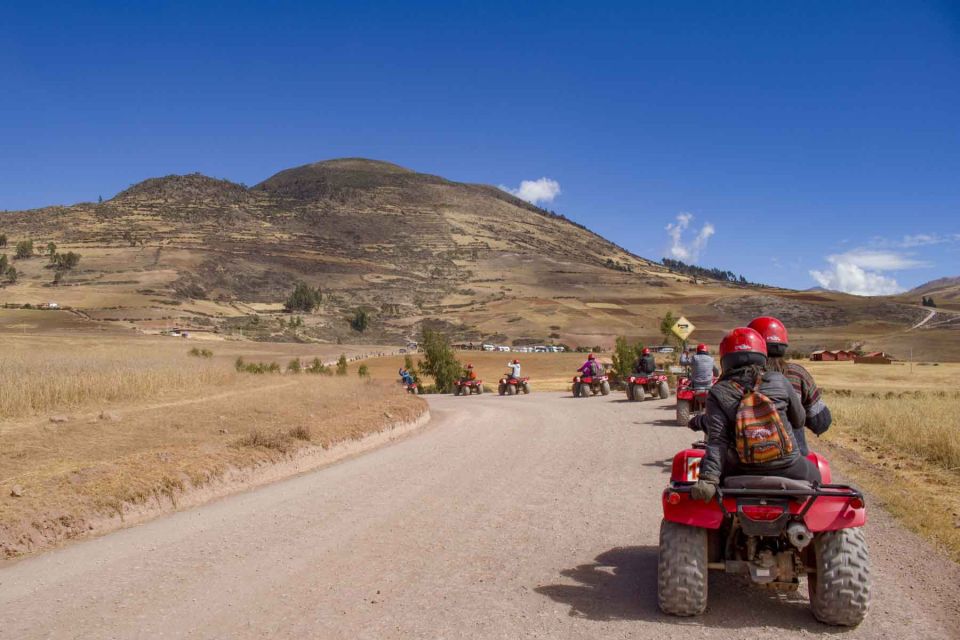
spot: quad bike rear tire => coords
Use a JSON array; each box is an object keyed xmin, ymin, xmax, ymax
[
  {"xmin": 579, "ymin": 383, "xmax": 592, "ymax": 398},
  {"xmin": 522, "ymin": 382, "xmax": 530, "ymax": 394},
  {"xmin": 476, "ymin": 384, "xmax": 483, "ymax": 395},
  {"xmin": 676, "ymin": 399, "xmax": 691, "ymax": 427},
  {"xmin": 506, "ymin": 383, "xmax": 517, "ymax": 395},
  {"xmin": 454, "ymin": 385, "xmax": 462, "ymax": 396},
  {"xmin": 657, "ymin": 519, "xmax": 708, "ymax": 616},
  {"xmin": 634, "ymin": 385, "xmax": 645, "ymax": 402},
  {"xmin": 600, "ymin": 381, "xmax": 611, "ymax": 396},
  {"xmin": 659, "ymin": 381, "xmax": 670, "ymax": 399},
  {"xmin": 498, "ymin": 383, "xmax": 506, "ymax": 396},
  {"xmin": 808, "ymin": 528, "xmax": 871, "ymax": 626}
]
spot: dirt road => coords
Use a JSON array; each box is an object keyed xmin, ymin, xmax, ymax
[{"xmin": 2, "ymin": 393, "xmax": 958, "ymax": 639}]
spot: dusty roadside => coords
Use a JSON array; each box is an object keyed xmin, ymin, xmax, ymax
[{"xmin": 1, "ymin": 377, "xmax": 427, "ymax": 559}]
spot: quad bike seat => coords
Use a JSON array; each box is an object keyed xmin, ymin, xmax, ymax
[{"xmin": 722, "ymin": 475, "xmax": 813, "ymax": 492}]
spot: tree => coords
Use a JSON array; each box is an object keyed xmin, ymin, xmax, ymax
[
  {"xmin": 417, "ymin": 329, "xmax": 462, "ymax": 393},
  {"xmin": 14, "ymin": 240, "xmax": 33, "ymax": 259},
  {"xmin": 46, "ymin": 242, "xmax": 57, "ymax": 258},
  {"xmin": 659, "ymin": 311, "xmax": 678, "ymax": 346},
  {"xmin": 612, "ymin": 336, "xmax": 644, "ymax": 380},
  {"xmin": 0, "ymin": 234, "xmax": 7, "ymax": 247},
  {"xmin": 284, "ymin": 282, "xmax": 322, "ymax": 313},
  {"xmin": 350, "ymin": 309, "xmax": 370, "ymax": 332},
  {"xmin": 403, "ymin": 354, "xmax": 420, "ymax": 383},
  {"xmin": 53, "ymin": 251, "xmax": 81, "ymax": 271},
  {"xmin": 5, "ymin": 266, "xmax": 17, "ymax": 283},
  {"xmin": 0, "ymin": 254, "xmax": 7, "ymax": 273},
  {"xmin": 357, "ymin": 364, "xmax": 370, "ymax": 378},
  {"xmin": 336, "ymin": 354, "xmax": 348, "ymax": 376}
]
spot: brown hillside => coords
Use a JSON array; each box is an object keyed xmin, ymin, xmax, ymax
[{"xmin": 0, "ymin": 158, "xmax": 952, "ymax": 358}]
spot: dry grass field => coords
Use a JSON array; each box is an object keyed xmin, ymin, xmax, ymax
[{"xmin": 0, "ymin": 316, "xmax": 425, "ymax": 558}]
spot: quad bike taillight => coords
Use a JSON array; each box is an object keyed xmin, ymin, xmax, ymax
[{"xmin": 740, "ymin": 504, "xmax": 785, "ymax": 521}]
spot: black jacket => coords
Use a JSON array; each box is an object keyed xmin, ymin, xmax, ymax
[
  {"xmin": 694, "ymin": 366, "xmax": 806, "ymax": 482},
  {"xmin": 634, "ymin": 354, "xmax": 656, "ymax": 374}
]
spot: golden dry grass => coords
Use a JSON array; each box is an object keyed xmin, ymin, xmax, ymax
[{"xmin": 803, "ymin": 360, "xmax": 960, "ymax": 393}]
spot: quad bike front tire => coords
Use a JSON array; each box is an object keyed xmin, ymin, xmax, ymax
[
  {"xmin": 659, "ymin": 381, "xmax": 670, "ymax": 399},
  {"xmin": 506, "ymin": 383, "xmax": 517, "ymax": 395},
  {"xmin": 498, "ymin": 383, "xmax": 506, "ymax": 396},
  {"xmin": 522, "ymin": 382, "xmax": 530, "ymax": 394},
  {"xmin": 454, "ymin": 385, "xmax": 462, "ymax": 396},
  {"xmin": 476, "ymin": 384, "xmax": 483, "ymax": 395},
  {"xmin": 808, "ymin": 528, "xmax": 871, "ymax": 626},
  {"xmin": 657, "ymin": 519, "xmax": 708, "ymax": 616},
  {"xmin": 676, "ymin": 399, "xmax": 691, "ymax": 427},
  {"xmin": 600, "ymin": 381, "xmax": 611, "ymax": 396},
  {"xmin": 579, "ymin": 383, "xmax": 592, "ymax": 398}
]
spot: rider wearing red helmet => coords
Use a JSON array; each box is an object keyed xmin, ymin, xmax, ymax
[
  {"xmin": 688, "ymin": 327, "xmax": 817, "ymax": 503},
  {"xmin": 506, "ymin": 358, "xmax": 522, "ymax": 380},
  {"xmin": 633, "ymin": 347, "xmax": 657, "ymax": 375},
  {"xmin": 578, "ymin": 352, "xmax": 603, "ymax": 377},
  {"xmin": 683, "ymin": 342, "xmax": 719, "ymax": 389},
  {"xmin": 464, "ymin": 363, "xmax": 478, "ymax": 381},
  {"xmin": 748, "ymin": 316, "xmax": 832, "ymax": 449}
]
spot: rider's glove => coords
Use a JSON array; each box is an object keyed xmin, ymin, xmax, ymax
[
  {"xmin": 690, "ymin": 478, "xmax": 718, "ymax": 503},
  {"xmin": 687, "ymin": 414, "xmax": 705, "ymax": 432}
]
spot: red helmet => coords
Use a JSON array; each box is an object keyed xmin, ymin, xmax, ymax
[
  {"xmin": 719, "ymin": 327, "xmax": 767, "ymax": 370},
  {"xmin": 587, "ymin": 353, "xmax": 596, "ymax": 360},
  {"xmin": 642, "ymin": 347, "xmax": 651, "ymax": 355},
  {"xmin": 696, "ymin": 343, "xmax": 708, "ymax": 354},
  {"xmin": 748, "ymin": 316, "xmax": 789, "ymax": 345},
  {"xmin": 467, "ymin": 363, "xmax": 474, "ymax": 369},
  {"xmin": 512, "ymin": 359, "xmax": 519, "ymax": 364}
]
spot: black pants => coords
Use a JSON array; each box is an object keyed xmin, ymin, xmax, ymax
[{"xmin": 724, "ymin": 450, "xmax": 822, "ymax": 483}]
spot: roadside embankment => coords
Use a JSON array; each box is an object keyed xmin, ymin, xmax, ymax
[{"xmin": 1, "ymin": 376, "xmax": 427, "ymax": 559}]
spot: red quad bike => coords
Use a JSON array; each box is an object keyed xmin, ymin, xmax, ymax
[
  {"xmin": 626, "ymin": 371, "xmax": 670, "ymax": 402},
  {"xmin": 454, "ymin": 378, "xmax": 484, "ymax": 396},
  {"xmin": 675, "ymin": 375, "xmax": 715, "ymax": 426},
  {"xmin": 404, "ymin": 381, "xmax": 420, "ymax": 395},
  {"xmin": 572, "ymin": 374, "xmax": 610, "ymax": 397},
  {"xmin": 498, "ymin": 375, "xmax": 531, "ymax": 396},
  {"xmin": 658, "ymin": 444, "xmax": 870, "ymax": 626}
]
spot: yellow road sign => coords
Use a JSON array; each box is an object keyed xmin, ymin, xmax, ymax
[{"xmin": 671, "ymin": 316, "xmax": 695, "ymax": 341}]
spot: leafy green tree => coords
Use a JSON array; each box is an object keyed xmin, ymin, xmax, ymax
[
  {"xmin": 53, "ymin": 251, "xmax": 81, "ymax": 270},
  {"xmin": 659, "ymin": 311, "xmax": 679, "ymax": 347},
  {"xmin": 403, "ymin": 354, "xmax": 419, "ymax": 382},
  {"xmin": 0, "ymin": 234, "xmax": 7, "ymax": 247},
  {"xmin": 5, "ymin": 266, "xmax": 16, "ymax": 283},
  {"xmin": 0, "ymin": 254, "xmax": 7, "ymax": 272},
  {"xmin": 417, "ymin": 329, "xmax": 462, "ymax": 393},
  {"xmin": 14, "ymin": 240, "xmax": 33, "ymax": 259},
  {"xmin": 612, "ymin": 336, "xmax": 645, "ymax": 380},
  {"xmin": 46, "ymin": 242, "xmax": 57, "ymax": 257},
  {"xmin": 336, "ymin": 354, "xmax": 348, "ymax": 376},
  {"xmin": 350, "ymin": 309, "xmax": 370, "ymax": 332},
  {"xmin": 284, "ymin": 282, "xmax": 322, "ymax": 313},
  {"xmin": 357, "ymin": 364, "xmax": 370, "ymax": 378}
]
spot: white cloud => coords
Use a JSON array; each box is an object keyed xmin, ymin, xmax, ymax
[
  {"xmin": 808, "ymin": 249, "xmax": 929, "ymax": 296},
  {"xmin": 665, "ymin": 212, "xmax": 715, "ymax": 262},
  {"xmin": 499, "ymin": 177, "xmax": 561, "ymax": 205}
]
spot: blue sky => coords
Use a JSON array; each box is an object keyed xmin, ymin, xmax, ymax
[{"xmin": 2, "ymin": 1, "xmax": 958, "ymax": 294}]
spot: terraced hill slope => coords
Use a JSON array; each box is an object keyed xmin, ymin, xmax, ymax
[{"xmin": 0, "ymin": 158, "xmax": 952, "ymax": 359}]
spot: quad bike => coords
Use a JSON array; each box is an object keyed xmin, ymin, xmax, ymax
[
  {"xmin": 675, "ymin": 375, "xmax": 715, "ymax": 426},
  {"xmin": 572, "ymin": 374, "xmax": 610, "ymax": 397},
  {"xmin": 626, "ymin": 371, "xmax": 670, "ymax": 402},
  {"xmin": 658, "ymin": 443, "xmax": 870, "ymax": 626},
  {"xmin": 453, "ymin": 378, "xmax": 484, "ymax": 396},
  {"xmin": 403, "ymin": 381, "xmax": 420, "ymax": 395},
  {"xmin": 498, "ymin": 375, "xmax": 531, "ymax": 396}
]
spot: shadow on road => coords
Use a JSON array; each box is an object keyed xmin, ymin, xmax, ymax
[
  {"xmin": 641, "ymin": 458, "xmax": 673, "ymax": 474},
  {"xmin": 649, "ymin": 418, "xmax": 684, "ymax": 427},
  {"xmin": 535, "ymin": 546, "xmax": 850, "ymax": 634}
]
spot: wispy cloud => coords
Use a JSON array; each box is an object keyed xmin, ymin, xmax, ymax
[
  {"xmin": 499, "ymin": 177, "xmax": 561, "ymax": 205},
  {"xmin": 809, "ymin": 250, "xmax": 930, "ymax": 296},
  {"xmin": 665, "ymin": 212, "xmax": 715, "ymax": 263}
]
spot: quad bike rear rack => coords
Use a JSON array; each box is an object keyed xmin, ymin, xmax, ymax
[{"xmin": 670, "ymin": 482, "xmax": 864, "ymax": 519}]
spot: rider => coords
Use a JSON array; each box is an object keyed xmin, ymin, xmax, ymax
[
  {"xmin": 398, "ymin": 367, "xmax": 415, "ymax": 385},
  {"xmin": 578, "ymin": 353, "xmax": 602, "ymax": 377},
  {"xmin": 506, "ymin": 358, "xmax": 521, "ymax": 380},
  {"xmin": 634, "ymin": 347, "xmax": 657, "ymax": 375},
  {"xmin": 464, "ymin": 363, "xmax": 478, "ymax": 381},
  {"xmin": 688, "ymin": 327, "xmax": 818, "ymax": 503},
  {"xmin": 747, "ymin": 316, "xmax": 832, "ymax": 453},
  {"xmin": 690, "ymin": 343, "xmax": 719, "ymax": 389}
]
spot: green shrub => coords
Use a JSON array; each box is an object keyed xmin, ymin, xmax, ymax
[
  {"xmin": 336, "ymin": 354, "xmax": 348, "ymax": 376},
  {"xmin": 284, "ymin": 282, "xmax": 322, "ymax": 313},
  {"xmin": 358, "ymin": 364, "xmax": 370, "ymax": 378},
  {"xmin": 188, "ymin": 347, "xmax": 213, "ymax": 358},
  {"xmin": 14, "ymin": 240, "xmax": 33, "ymax": 259},
  {"xmin": 287, "ymin": 359, "xmax": 302, "ymax": 373},
  {"xmin": 417, "ymin": 329, "xmax": 462, "ymax": 393},
  {"xmin": 350, "ymin": 309, "xmax": 370, "ymax": 332},
  {"xmin": 611, "ymin": 336, "xmax": 644, "ymax": 380},
  {"xmin": 307, "ymin": 357, "xmax": 332, "ymax": 375}
]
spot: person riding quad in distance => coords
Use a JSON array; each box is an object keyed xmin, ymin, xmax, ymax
[
  {"xmin": 398, "ymin": 367, "xmax": 415, "ymax": 385},
  {"xmin": 464, "ymin": 363, "xmax": 478, "ymax": 381},
  {"xmin": 687, "ymin": 327, "xmax": 819, "ymax": 503},
  {"xmin": 578, "ymin": 353, "xmax": 602, "ymax": 377},
  {"xmin": 748, "ymin": 316, "xmax": 832, "ymax": 455},
  {"xmin": 506, "ymin": 358, "xmax": 521, "ymax": 379},
  {"xmin": 634, "ymin": 348, "xmax": 657, "ymax": 375},
  {"xmin": 689, "ymin": 343, "xmax": 719, "ymax": 389}
]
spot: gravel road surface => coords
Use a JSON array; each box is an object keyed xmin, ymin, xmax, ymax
[{"xmin": 2, "ymin": 392, "xmax": 958, "ymax": 639}]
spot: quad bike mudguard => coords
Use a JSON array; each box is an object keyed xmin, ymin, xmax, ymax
[{"xmin": 662, "ymin": 449, "xmax": 865, "ymax": 532}]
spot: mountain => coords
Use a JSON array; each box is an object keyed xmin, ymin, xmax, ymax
[{"xmin": 0, "ymin": 158, "xmax": 954, "ymax": 359}]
